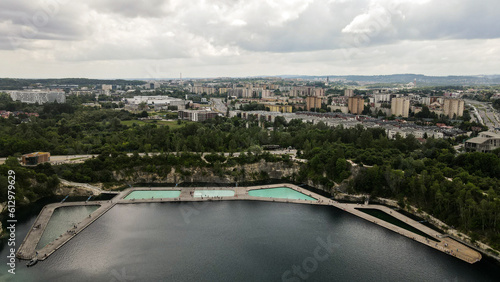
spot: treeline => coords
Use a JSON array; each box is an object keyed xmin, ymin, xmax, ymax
[
  {"xmin": 0, "ymin": 78, "xmax": 145, "ymax": 90},
  {"xmin": 0, "ymin": 103, "xmax": 499, "ymax": 249},
  {"xmin": 0, "ymin": 158, "xmax": 59, "ymax": 203}
]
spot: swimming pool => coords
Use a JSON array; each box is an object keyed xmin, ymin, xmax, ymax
[
  {"xmin": 248, "ymin": 187, "xmax": 317, "ymax": 201},
  {"xmin": 124, "ymin": 190, "xmax": 181, "ymax": 200}
]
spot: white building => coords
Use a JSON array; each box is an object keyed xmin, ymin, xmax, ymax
[
  {"xmin": 127, "ymin": 96, "xmax": 186, "ymax": 109},
  {"xmin": 9, "ymin": 90, "xmax": 66, "ymax": 104}
]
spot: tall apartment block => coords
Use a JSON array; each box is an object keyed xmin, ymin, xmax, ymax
[
  {"xmin": 443, "ymin": 99, "xmax": 464, "ymax": 118},
  {"xmin": 391, "ymin": 97, "xmax": 410, "ymax": 118},
  {"xmin": 348, "ymin": 96, "xmax": 364, "ymax": 115}
]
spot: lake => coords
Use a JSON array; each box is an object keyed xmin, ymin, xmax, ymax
[{"xmin": 1, "ymin": 201, "xmax": 498, "ymax": 281}]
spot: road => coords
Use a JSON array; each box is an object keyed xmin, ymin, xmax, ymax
[
  {"xmin": 0, "ymin": 150, "xmax": 300, "ymax": 165},
  {"xmin": 211, "ymin": 98, "xmax": 228, "ymax": 115},
  {"xmin": 465, "ymin": 99, "xmax": 500, "ymax": 130}
]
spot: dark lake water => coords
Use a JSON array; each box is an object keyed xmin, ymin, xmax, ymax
[{"xmin": 1, "ymin": 201, "xmax": 499, "ymax": 281}]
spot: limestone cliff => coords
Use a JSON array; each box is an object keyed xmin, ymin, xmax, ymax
[{"xmin": 112, "ymin": 160, "xmax": 301, "ymax": 184}]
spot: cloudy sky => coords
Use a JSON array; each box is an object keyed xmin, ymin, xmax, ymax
[{"xmin": 1, "ymin": 0, "xmax": 499, "ymax": 79}]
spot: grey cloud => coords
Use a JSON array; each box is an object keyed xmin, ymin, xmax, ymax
[
  {"xmin": 177, "ymin": 0, "xmax": 354, "ymax": 53},
  {"xmin": 403, "ymin": 0, "xmax": 500, "ymax": 40},
  {"xmin": 169, "ymin": 0, "xmax": 500, "ymax": 55},
  {"xmin": 339, "ymin": 0, "xmax": 500, "ymax": 48},
  {"xmin": 87, "ymin": 0, "xmax": 172, "ymax": 18},
  {"xmin": 0, "ymin": 0, "xmax": 87, "ymax": 50},
  {"xmin": 0, "ymin": 0, "xmax": 500, "ymax": 79}
]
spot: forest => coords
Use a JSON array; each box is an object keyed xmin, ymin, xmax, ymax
[{"xmin": 0, "ymin": 94, "xmax": 499, "ymax": 252}]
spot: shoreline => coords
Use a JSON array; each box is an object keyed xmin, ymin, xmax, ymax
[{"xmin": 16, "ymin": 183, "xmax": 482, "ymax": 264}]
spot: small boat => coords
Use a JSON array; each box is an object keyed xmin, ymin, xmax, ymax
[{"xmin": 26, "ymin": 258, "xmax": 38, "ymax": 267}]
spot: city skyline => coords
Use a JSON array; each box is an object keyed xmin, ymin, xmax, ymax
[{"xmin": 1, "ymin": 0, "xmax": 499, "ymax": 78}]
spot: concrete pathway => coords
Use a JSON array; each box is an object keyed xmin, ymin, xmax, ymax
[{"xmin": 17, "ymin": 201, "xmax": 115, "ymax": 261}]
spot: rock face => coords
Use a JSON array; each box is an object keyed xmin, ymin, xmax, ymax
[
  {"xmin": 54, "ymin": 185, "xmax": 95, "ymax": 197},
  {"xmin": 113, "ymin": 160, "xmax": 301, "ymax": 184}
]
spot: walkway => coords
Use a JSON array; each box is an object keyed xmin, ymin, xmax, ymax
[
  {"xmin": 17, "ymin": 201, "xmax": 116, "ymax": 261},
  {"xmin": 59, "ymin": 179, "xmax": 119, "ymax": 195}
]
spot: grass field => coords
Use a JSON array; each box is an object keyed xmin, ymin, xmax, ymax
[{"xmin": 121, "ymin": 119, "xmax": 193, "ymax": 129}]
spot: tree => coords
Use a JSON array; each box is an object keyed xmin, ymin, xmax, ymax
[{"xmin": 138, "ymin": 102, "xmax": 148, "ymax": 111}]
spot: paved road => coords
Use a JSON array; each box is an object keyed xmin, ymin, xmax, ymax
[
  {"xmin": 211, "ymin": 98, "xmax": 228, "ymax": 115},
  {"xmin": 465, "ymin": 99, "xmax": 500, "ymax": 130}
]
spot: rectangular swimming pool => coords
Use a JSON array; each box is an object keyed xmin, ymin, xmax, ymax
[
  {"xmin": 248, "ymin": 187, "xmax": 317, "ymax": 201},
  {"xmin": 124, "ymin": 190, "xmax": 181, "ymax": 200}
]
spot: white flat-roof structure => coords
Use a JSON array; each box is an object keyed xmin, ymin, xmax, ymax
[
  {"xmin": 8, "ymin": 90, "xmax": 66, "ymax": 104},
  {"xmin": 127, "ymin": 96, "xmax": 185, "ymax": 107}
]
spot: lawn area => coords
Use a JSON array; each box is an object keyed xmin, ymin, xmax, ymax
[{"xmin": 121, "ymin": 119, "xmax": 193, "ymax": 129}]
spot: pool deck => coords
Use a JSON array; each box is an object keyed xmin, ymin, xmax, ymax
[
  {"xmin": 16, "ymin": 201, "xmax": 116, "ymax": 261},
  {"xmin": 17, "ymin": 183, "xmax": 481, "ymax": 264}
]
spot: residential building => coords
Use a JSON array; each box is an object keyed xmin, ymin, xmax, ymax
[
  {"xmin": 178, "ymin": 110, "xmax": 219, "ymax": 122},
  {"xmin": 348, "ymin": 96, "xmax": 364, "ymax": 115},
  {"xmin": 465, "ymin": 131, "xmax": 500, "ymax": 153},
  {"xmin": 268, "ymin": 105, "xmax": 293, "ymax": 113},
  {"xmin": 290, "ymin": 87, "xmax": 324, "ymax": 97},
  {"xmin": 443, "ymin": 98, "xmax": 465, "ymax": 118},
  {"xmin": 101, "ymin": 84, "xmax": 113, "ymax": 91},
  {"xmin": 391, "ymin": 98, "xmax": 410, "ymax": 118},
  {"xmin": 306, "ymin": 96, "xmax": 322, "ymax": 111},
  {"xmin": 344, "ymin": 89, "xmax": 354, "ymax": 97}
]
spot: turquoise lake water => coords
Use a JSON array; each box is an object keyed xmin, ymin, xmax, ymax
[
  {"xmin": 248, "ymin": 187, "xmax": 317, "ymax": 201},
  {"xmin": 193, "ymin": 190, "xmax": 235, "ymax": 197},
  {"xmin": 36, "ymin": 205, "xmax": 99, "ymax": 249},
  {"xmin": 124, "ymin": 190, "xmax": 181, "ymax": 200}
]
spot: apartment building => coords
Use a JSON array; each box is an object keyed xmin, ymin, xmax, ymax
[
  {"xmin": 391, "ymin": 98, "xmax": 410, "ymax": 118},
  {"xmin": 348, "ymin": 96, "xmax": 364, "ymax": 115}
]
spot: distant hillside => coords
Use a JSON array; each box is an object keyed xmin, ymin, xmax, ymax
[
  {"xmin": 0, "ymin": 78, "xmax": 146, "ymax": 90},
  {"xmin": 279, "ymin": 74, "xmax": 500, "ymax": 86}
]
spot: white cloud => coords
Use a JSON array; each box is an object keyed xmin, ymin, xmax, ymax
[
  {"xmin": 0, "ymin": 0, "xmax": 498, "ymax": 78},
  {"xmin": 230, "ymin": 19, "xmax": 247, "ymax": 27},
  {"xmin": 341, "ymin": 1, "xmax": 402, "ymax": 34}
]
